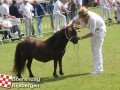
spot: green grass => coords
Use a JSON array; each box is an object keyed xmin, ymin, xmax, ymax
[{"xmin": 0, "ymin": 8, "xmax": 120, "ymax": 90}]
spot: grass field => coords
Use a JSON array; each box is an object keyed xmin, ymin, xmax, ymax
[{"xmin": 0, "ymin": 8, "xmax": 120, "ymax": 90}]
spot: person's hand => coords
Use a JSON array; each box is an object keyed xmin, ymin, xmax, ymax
[{"xmin": 64, "ymin": 25, "xmax": 70, "ymax": 29}]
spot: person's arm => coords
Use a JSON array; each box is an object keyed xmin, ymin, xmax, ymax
[
  {"xmin": 61, "ymin": 6, "xmax": 69, "ymax": 13},
  {"xmin": 104, "ymin": 0, "xmax": 108, "ymax": 7},
  {"xmin": 117, "ymin": 0, "xmax": 120, "ymax": 4},
  {"xmin": 1, "ymin": 23, "xmax": 12, "ymax": 29},
  {"xmin": 8, "ymin": 15, "xmax": 16, "ymax": 19},
  {"xmin": 107, "ymin": 0, "xmax": 113, "ymax": 7},
  {"xmin": 66, "ymin": 19, "xmax": 75, "ymax": 27},
  {"xmin": 78, "ymin": 33, "xmax": 93, "ymax": 40}
]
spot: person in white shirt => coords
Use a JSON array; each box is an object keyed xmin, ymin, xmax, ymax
[
  {"xmin": 66, "ymin": 7, "xmax": 106, "ymax": 74},
  {"xmin": 100, "ymin": 0, "xmax": 112, "ymax": 20},
  {"xmin": 1, "ymin": 12, "xmax": 24, "ymax": 41},
  {"xmin": 115, "ymin": 0, "xmax": 120, "ymax": 23},
  {"xmin": 53, "ymin": 0, "xmax": 69, "ymax": 32},
  {"xmin": 107, "ymin": 0, "xmax": 117, "ymax": 20},
  {"xmin": 0, "ymin": 0, "xmax": 9, "ymax": 18},
  {"xmin": 74, "ymin": 0, "xmax": 82, "ymax": 9},
  {"xmin": 20, "ymin": 0, "xmax": 33, "ymax": 37}
]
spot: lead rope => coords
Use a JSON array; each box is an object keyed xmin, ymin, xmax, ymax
[{"xmin": 74, "ymin": 42, "xmax": 80, "ymax": 74}]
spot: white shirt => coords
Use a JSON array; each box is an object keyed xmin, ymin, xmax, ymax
[
  {"xmin": 0, "ymin": 3, "xmax": 9, "ymax": 18},
  {"xmin": 2, "ymin": 19, "xmax": 12, "ymax": 30},
  {"xmin": 100, "ymin": 0, "xmax": 106, "ymax": 5},
  {"xmin": 74, "ymin": 0, "xmax": 82, "ymax": 6},
  {"xmin": 53, "ymin": 0, "xmax": 63, "ymax": 14},
  {"xmin": 19, "ymin": 3, "xmax": 32, "ymax": 18},
  {"xmin": 73, "ymin": 11, "xmax": 106, "ymax": 34},
  {"xmin": 107, "ymin": 0, "xmax": 115, "ymax": 7}
]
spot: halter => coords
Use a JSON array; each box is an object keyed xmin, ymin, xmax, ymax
[{"xmin": 65, "ymin": 29, "xmax": 74, "ymax": 41}]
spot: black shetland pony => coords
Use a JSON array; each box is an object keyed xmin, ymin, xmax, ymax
[{"xmin": 13, "ymin": 26, "xmax": 78, "ymax": 78}]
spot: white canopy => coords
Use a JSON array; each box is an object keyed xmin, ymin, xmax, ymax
[{"xmin": 1, "ymin": 0, "xmax": 50, "ymax": 3}]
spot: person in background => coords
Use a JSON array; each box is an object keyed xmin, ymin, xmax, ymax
[
  {"xmin": 1, "ymin": 13, "xmax": 24, "ymax": 41},
  {"xmin": 9, "ymin": 0, "xmax": 21, "ymax": 18},
  {"xmin": 47, "ymin": 0, "xmax": 55, "ymax": 32},
  {"xmin": 82, "ymin": 0, "xmax": 88, "ymax": 8},
  {"xmin": 0, "ymin": 0, "xmax": 9, "ymax": 18},
  {"xmin": 20, "ymin": 0, "xmax": 33, "ymax": 38},
  {"xmin": 33, "ymin": 0, "xmax": 46, "ymax": 37},
  {"xmin": 68, "ymin": 0, "xmax": 77, "ymax": 20},
  {"xmin": 115, "ymin": 0, "xmax": 120, "ymax": 23},
  {"xmin": 62, "ymin": 0, "xmax": 69, "ymax": 23},
  {"xmin": 74, "ymin": 0, "xmax": 83, "ymax": 9},
  {"xmin": 53, "ymin": 0, "xmax": 69, "ymax": 32},
  {"xmin": 100, "ymin": 0, "xmax": 112, "ymax": 21},
  {"xmin": 92, "ymin": 0, "xmax": 100, "ymax": 7},
  {"xmin": 107, "ymin": 0, "xmax": 117, "ymax": 20},
  {"xmin": 0, "ymin": 23, "xmax": 13, "ymax": 41},
  {"xmin": 66, "ymin": 7, "xmax": 106, "ymax": 74}
]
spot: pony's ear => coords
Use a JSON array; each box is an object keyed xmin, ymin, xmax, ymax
[{"xmin": 67, "ymin": 26, "xmax": 72, "ymax": 31}]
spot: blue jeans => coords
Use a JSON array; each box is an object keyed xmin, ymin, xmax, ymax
[{"xmin": 36, "ymin": 17, "xmax": 43, "ymax": 35}]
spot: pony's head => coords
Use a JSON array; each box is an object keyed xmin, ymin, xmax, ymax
[{"xmin": 65, "ymin": 26, "xmax": 78, "ymax": 44}]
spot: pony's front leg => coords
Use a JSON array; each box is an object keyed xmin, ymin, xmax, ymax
[
  {"xmin": 53, "ymin": 60, "xmax": 58, "ymax": 77},
  {"xmin": 59, "ymin": 58, "xmax": 64, "ymax": 75}
]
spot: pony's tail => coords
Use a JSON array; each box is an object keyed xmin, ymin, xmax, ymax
[{"xmin": 13, "ymin": 43, "xmax": 26, "ymax": 74}]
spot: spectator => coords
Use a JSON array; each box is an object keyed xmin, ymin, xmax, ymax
[
  {"xmin": 107, "ymin": 0, "xmax": 117, "ymax": 20},
  {"xmin": 53, "ymin": 0, "xmax": 69, "ymax": 32},
  {"xmin": 66, "ymin": 7, "xmax": 106, "ymax": 74},
  {"xmin": 0, "ymin": 23, "xmax": 12, "ymax": 41},
  {"xmin": 0, "ymin": 0, "xmax": 9, "ymax": 18},
  {"xmin": 115, "ymin": 0, "xmax": 120, "ymax": 23},
  {"xmin": 20, "ymin": 0, "xmax": 34, "ymax": 38},
  {"xmin": 83, "ymin": 0, "xmax": 88, "ymax": 8},
  {"xmin": 100, "ymin": 0, "xmax": 112, "ymax": 21},
  {"xmin": 33, "ymin": 0, "xmax": 46, "ymax": 37},
  {"xmin": 68, "ymin": 0, "xmax": 77, "ymax": 20},
  {"xmin": 1, "ymin": 13, "xmax": 24, "ymax": 41},
  {"xmin": 47, "ymin": 0, "xmax": 55, "ymax": 32},
  {"xmin": 74, "ymin": 0, "xmax": 83, "ymax": 9},
  {"xmin": 62, "ymin": 0, "xmax": 69, "ymax": 23},
  {"xmin": 92, "ymin": 0, "xmax": 100, "ymax": 7},
  {"xmin": 9, "ymin": 0, "xmax": 21, "ymax": 18}
]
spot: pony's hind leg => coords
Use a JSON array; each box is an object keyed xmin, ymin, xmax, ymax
[
  {"xmin": 27, "ymin": 58, "xmax": 34, "ymax": 77},
  {"xmin": 16, "ymin": 59, "xmax": 27, "ymax": 78}
]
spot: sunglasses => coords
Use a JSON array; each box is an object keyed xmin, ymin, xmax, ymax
[{"xmin": 4, "ymin": 15, "xmax": 7, "ymax": 16}]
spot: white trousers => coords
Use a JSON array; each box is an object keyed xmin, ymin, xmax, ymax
[
  {"xmin": 117, "ymin": 7, "xmax": 120, "ymax": 21},
  {"xmin": 90, "ymin": 30, "xmax": 106, "ymax": 71},
  {"xmin": 54, "ymin": 13, "xmax": 66, "ymax": 31},
  {"xmin": 101, "ymin": 6, "xmax": 111, "ymax": 19},
  {"xmin": 24, "ymin": 17, "xmax": 32, "ymax": 37}
]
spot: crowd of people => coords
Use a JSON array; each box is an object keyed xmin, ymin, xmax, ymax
[{"xmin": 0, "ymin": 0, "xmax": 120, "ymax": 41}]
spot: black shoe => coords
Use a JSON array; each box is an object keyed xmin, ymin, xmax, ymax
[
  {"xmin": 108, "ymin": 18, "xmax": 112, "ymax": 21},
  {"xmin": 20, "ymin": 33, "xmax": 24, "ymax": 36},
  {"xmin": 117, "ymin": 21, "xmax": 120, "ymax": 24},
  {"xmin": 11, "ymin": 38, "xmax": 15, "ymax": 41},
  {"xmin": 115, "ymin": 17, "xmax": 117, "ymax": 20}
]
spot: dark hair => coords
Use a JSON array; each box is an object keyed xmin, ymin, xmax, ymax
[{"xmin": 13, "ymin": 0, "xmax": 16, "ymax": 4}]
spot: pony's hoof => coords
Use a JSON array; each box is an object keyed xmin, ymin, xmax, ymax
[
  {"xmin": 16, "ymin": 74, "xmax": 22, "ymax": 78},
  {"xmin": 53, "ymin": 74, "xmax": 58, "ymax": 77},
  {"xmin": 29, "ymin": 75, "xmax": 35, "ymax": 78},
  {"xmin": 59, "ymin": 72, "xmax": 64, "ymax": 75}
]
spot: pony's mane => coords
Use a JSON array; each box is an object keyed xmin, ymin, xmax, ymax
[{"xmin": 44, "ymin": 28, "xmax": 68, "ymax": 49}]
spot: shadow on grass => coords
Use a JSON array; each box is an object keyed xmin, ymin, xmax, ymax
[{"xmin": 39, "ymin": 73, "xmax": 89, "ymax": 84}]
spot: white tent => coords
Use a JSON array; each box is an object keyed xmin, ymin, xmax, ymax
[{"xmin": 1, "ymin": 0, "xmax": 50, "ymax": 3}]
